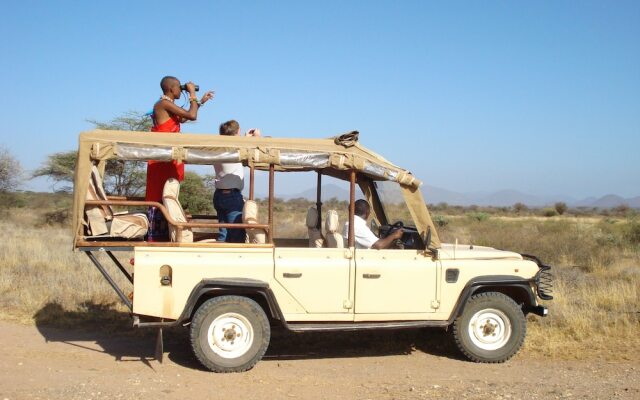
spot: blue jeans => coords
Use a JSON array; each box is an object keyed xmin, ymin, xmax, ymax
[{"xmin": 213, "ymin": 189, "xmax": 245, "ymax": 243}]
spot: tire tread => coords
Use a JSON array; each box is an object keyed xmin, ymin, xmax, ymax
[
  {"xmin": 190, "ymin": 295, "xmax": 270, "ymax": 373},
  {"xmin": 453, "ymin": 291, "xmax": 526, "ymax": 363}
]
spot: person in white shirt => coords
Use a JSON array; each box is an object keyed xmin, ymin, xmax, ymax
[
  {"xmin": 343, "ymin": 199, "xmax": 403, "ymax": 249},
  {"xmin": 214, "ymin": 120, "xmax": 261, "ymax": 242}
]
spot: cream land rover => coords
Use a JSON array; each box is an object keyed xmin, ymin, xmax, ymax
[{"xmin": 72, "ymin": 130, "xmax": 553, "ymax": 372}]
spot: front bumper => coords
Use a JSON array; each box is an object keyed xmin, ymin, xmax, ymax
[{"xmin": 530, "ymin": 305, "xmax": 549, "ymax": 317}]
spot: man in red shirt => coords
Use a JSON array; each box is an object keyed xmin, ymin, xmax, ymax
[{"xmin": 146, "ymin": 76, "xmax": 214, "ymax": 241}]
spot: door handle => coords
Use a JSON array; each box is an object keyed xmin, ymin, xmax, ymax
[
  {"xmin": 283, "ymin": 272, "xmax": 302, "ymax": 278},
  {"xmin": 363, "ymin": 273, "xmax": 381, "ymax": 279}
]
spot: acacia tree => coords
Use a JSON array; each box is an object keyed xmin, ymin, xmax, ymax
[
  {"xmin": 32, "ymin": 151, "xmax": 76, "ymax": 192},
  {"xmin": 554, "ymin": 202, "xmax": 568, "ymax": 216},
  {"xmin": 34, "ymin": 111, "xmax": 151, "ymax": 195},
  {"xmin": 0, "ymin": 146, "xmax": 23, "ymax": 192}
]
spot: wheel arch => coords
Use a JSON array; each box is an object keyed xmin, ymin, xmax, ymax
[
  {"xmin": 448, "ymin": 276, "xmax": 536, "ymax": 324},
  {"xmin": 177, "ymin": 278, "xmax": 285, "ymax": 326}
]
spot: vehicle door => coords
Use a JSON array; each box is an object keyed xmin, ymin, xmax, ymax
[
  {"xmin": 274, "ymin": 247, "xmax": 354, "ymax": 314},
  {"xmin": 354, "ymin": 248, "xmax": 438, "ymax": 315}
]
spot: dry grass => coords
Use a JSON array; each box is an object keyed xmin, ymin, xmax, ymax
[
  {"xmin": 438, "ymin": 216, "xmax": 640, "ymax": 359},
  {"xmin": 0, "ymin": 200, "xmax": 638, "ymax": 360},
  {"xmin": 0, "ymin": 208, "xmax": 132, "ymax": 326}
]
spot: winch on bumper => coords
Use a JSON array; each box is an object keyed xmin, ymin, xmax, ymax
[{"xmin": 522, "ymin": 253, "xmax": 553, "ymax": 317}]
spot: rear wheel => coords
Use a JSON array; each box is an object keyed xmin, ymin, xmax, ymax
[
  {"xmin": 190, "ymin": 295, "xmax": 270, "ymax": 372},
  {"xmin": 453, "ymin": 292, "xmax": 526, "ymax": 363}
]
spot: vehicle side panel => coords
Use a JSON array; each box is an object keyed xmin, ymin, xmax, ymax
[
  {"xmin": 274, "ymin": 248, "xmax": 353, "ymax": 314},
  {"xmin": 437, "ymin": 258, "xmax": 539, "ymax": 318},
  {"xmin": 132, "ymin": 247, "xmax": 304, "ymax": 320},
  {"xmin": 354, "ymin": 249, "xmax": 437, "ymax": 315}
]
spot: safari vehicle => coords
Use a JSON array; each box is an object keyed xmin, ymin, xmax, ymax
[{"xmin": 72, "ymin": 129, "xmax": 553, "ymax": 372}]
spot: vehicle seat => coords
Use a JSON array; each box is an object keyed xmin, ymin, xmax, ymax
[
  {"xmin": 243, "ymin": 200, "xmax": 266, "ymax": 244},
  {"xmin": 306, "ymin": 207, "xmax": 324, "ymax": 248},
  {"xmin": 163, "ymin": 178, "xmax": 216, "ymax": 243},
  {"xmin": 84, "ymin": 165, "xmax": 148, "ymax": 239},
  {"xmin": 324, "ymin": 210, "xmax": 344, "ymax": 248}
]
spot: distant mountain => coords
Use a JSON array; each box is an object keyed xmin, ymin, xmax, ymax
[
  {"xmin": 422, "ymin": 186, "xmax": 574, "ymax": 207},
  {"xmin": 275, "ymin": 183, "xmax": 639, "ymax": 209},
  {"xmin": 581, "ymin": 195, "xmax": 640, "ymax": 209},
  {"xmin": 283, "ymin": 184, "xmax": 350, "ymax": 201}
]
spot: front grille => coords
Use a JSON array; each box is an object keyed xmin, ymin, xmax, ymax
[
  {"xmin": 536, "ymin": 266, "xmax": 554, "ymax": 300},
  {"xmin": 522, "ymin": 254, "xmax": 554, "ymax": 301}
]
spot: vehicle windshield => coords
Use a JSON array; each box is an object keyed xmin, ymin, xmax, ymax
[{"xmin": 373, "ymin": 181, "xmax": 415, "ymax": 228}]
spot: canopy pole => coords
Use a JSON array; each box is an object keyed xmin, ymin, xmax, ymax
[
  {"xmin": 316, "ymin": 171, "xmax": 322, "ymax": 229},
  {"xmin": 249, "ymin": 166, "xmax": 255, "ymax": 200},
  {"xmin": 348, "ymin": 170, "xmax": 356, "ymax": 248},
  {"xmin": 268, "ymin": 164, "xmax": 274, "ymax": 243}
]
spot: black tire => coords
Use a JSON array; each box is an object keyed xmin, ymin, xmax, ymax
[
  {"xmin": 190, "ymin": 295, "xmax": 270, "ymax": 373},
  {"xmin": 453, "ymin": 292, "xmax": 526, "ymax": 363}
]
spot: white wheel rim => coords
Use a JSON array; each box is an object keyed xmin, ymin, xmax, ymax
[
  {"xmin": 207, "ymin": 312, "xmax": 254, "ymax": 359},
  {"xmin": 468, "ymin": 308, "xmax": 512, "ymax": 351}
]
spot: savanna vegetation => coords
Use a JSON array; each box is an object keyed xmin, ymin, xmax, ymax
[{"xmin": 0, "ymin": 186, "xmax": 638, "ymax": 361}]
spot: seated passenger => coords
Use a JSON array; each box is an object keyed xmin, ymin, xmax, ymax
[{"xmin": 343, "ymin": 199, "xmax": 403, "ymax": 249}]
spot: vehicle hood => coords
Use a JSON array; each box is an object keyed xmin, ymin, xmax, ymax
[{"xmin": 438, "ymin": 243, "xmax": 523, "ymax": 261}]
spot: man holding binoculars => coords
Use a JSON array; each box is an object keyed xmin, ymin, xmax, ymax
[{"xmin": 145, "ymin": 76, "xmax": 214, "ymax": 240}]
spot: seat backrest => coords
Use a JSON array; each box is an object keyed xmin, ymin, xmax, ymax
[
  {"xmin": 324, "ymin": 210, "xmax": 344, "ymax": 248},
  {"xmin": 305, "ymin": 207, "xmax": 324, "ymax": 248},
  {"xmin": 243, "ymin": 200, "xmax": 266, "ymax": 244},
  {"xmin": 84, "ymin": 165, "xmax": 114, "ymax": 236},
  {"xmin": 163, "ymin": 178, "xmax": 193, "ymax": 243}
]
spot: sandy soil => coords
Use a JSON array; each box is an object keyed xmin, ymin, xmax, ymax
[{"xmin": 0, "ymin": 321, "xmax": 638, "ymax": 400}]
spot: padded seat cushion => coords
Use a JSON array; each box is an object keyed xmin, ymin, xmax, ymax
[{"xmin": 306, "ymin": 207, "xmax": 324, "ymax": 248}]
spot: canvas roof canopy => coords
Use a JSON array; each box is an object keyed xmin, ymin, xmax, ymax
[{"xmin": 73, "ymin": 129, "xmax": 440, "ymax": 248}]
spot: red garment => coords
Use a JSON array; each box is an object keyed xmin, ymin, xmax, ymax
[{"xmin": 145, "ymin": 114, "xmax": 185, "ymax": 202}]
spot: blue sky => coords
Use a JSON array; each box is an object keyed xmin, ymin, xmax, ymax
[{"xmin": 1, "ymin": 1, "xmax": 638, "ymax": 198}]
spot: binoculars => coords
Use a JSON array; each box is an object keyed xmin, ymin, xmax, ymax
[{"xmin": 180, "ymin": 84, "xmax": 199, "ymax": 92}]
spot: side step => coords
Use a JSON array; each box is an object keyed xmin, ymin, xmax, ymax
[{"xmin": 285, "ymin": 320, "xmax": 449, "ymax": 332}]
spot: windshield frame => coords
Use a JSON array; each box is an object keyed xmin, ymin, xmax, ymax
[{"xmin": 372, "ymin": 180, "xmax": 417, "ymax": 229}]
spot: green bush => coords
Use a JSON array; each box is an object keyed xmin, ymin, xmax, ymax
[
  {"xmin": 625, "ymin": 221, "xmax": 640, "ymax": 245},
  {"xmin": 554, "ymin": 202, "xmax": 568, "ymax": 215},
  {"xmin": 542, "ymin": 208, "xmax": 558, "ymax": 217},
  {"xmin": 512, "ymin": 202, "xmax": 528, "ymax": 214},
  {"xmin": 0, "ymin": 192, "xmax": 26, "ymax": 209},
  {"xmin": 432, "ymin": 214, "xmax": 449, "ymax": 227},
  {"xmin": 180, "ymin": 172, "xmax": 214, "ymax": 214},
  {"xmin": 42, "ymin": 209, "xmax": 70, "ymax": 226},
  {"xmin": 467, "ymin": 212, "xmax": 489, "ymax": 222}
]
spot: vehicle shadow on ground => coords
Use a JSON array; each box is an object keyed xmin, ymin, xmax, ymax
[
  {"xmin": 33, "ymin": 302, "xmax": 161, "ymax": 370},
  {"xmin": 34, "ymin": 302, "xmax": 466, "ymax": 372},
  {"xmin": 262, "ymin": 327, "xmax": 465, "ymax": 362}
]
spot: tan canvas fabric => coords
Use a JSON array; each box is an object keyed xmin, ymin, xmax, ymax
[
  {"xmin": 110, "ymin": 214, "xmax": 148, "ymax": 238},
  {"xmin": 85, "ymin": 172, "xmax": 109, "ymax": 236},
  {"xmin": 401, "ymin": 185, "xmax": 440, "ymax": 249},
  {"xmin": 84, "ymin": 164, "xmax": 148, "ymax": 239},
  {"xmin": 72, "ymin": 130, "xmax": 439, "ymax": 247},
  {"xmin": 324, "ymin": 210, "xmax": 344, "ymax": 248},
  {"xmin": 162, "ymin": 178, "xmax": 194, "ymax": 243},
  {"xmin": 243, "ymin": 200, "xmax": 266, "ymax": 244},
  {"xmin": 305, "ymin": 207, "xmax": 324, "ymax": 248}
]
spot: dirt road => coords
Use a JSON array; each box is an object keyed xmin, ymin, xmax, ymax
[{"xmin": 0, "ymin": 321, "xmax": 637, "ymax": 400}]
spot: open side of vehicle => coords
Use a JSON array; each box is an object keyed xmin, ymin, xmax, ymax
[{"xmin": 72, "ymin": 129, "xmax": 553, "ymax": 372}]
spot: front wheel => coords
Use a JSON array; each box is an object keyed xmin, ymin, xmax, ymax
[
  {"xmin": 190, "ymin": 296, "xmax": 270, "ymax": 372},
  {"xmin": 453, "ymin": 292, "xmax": 526, "ymax": 363}
]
